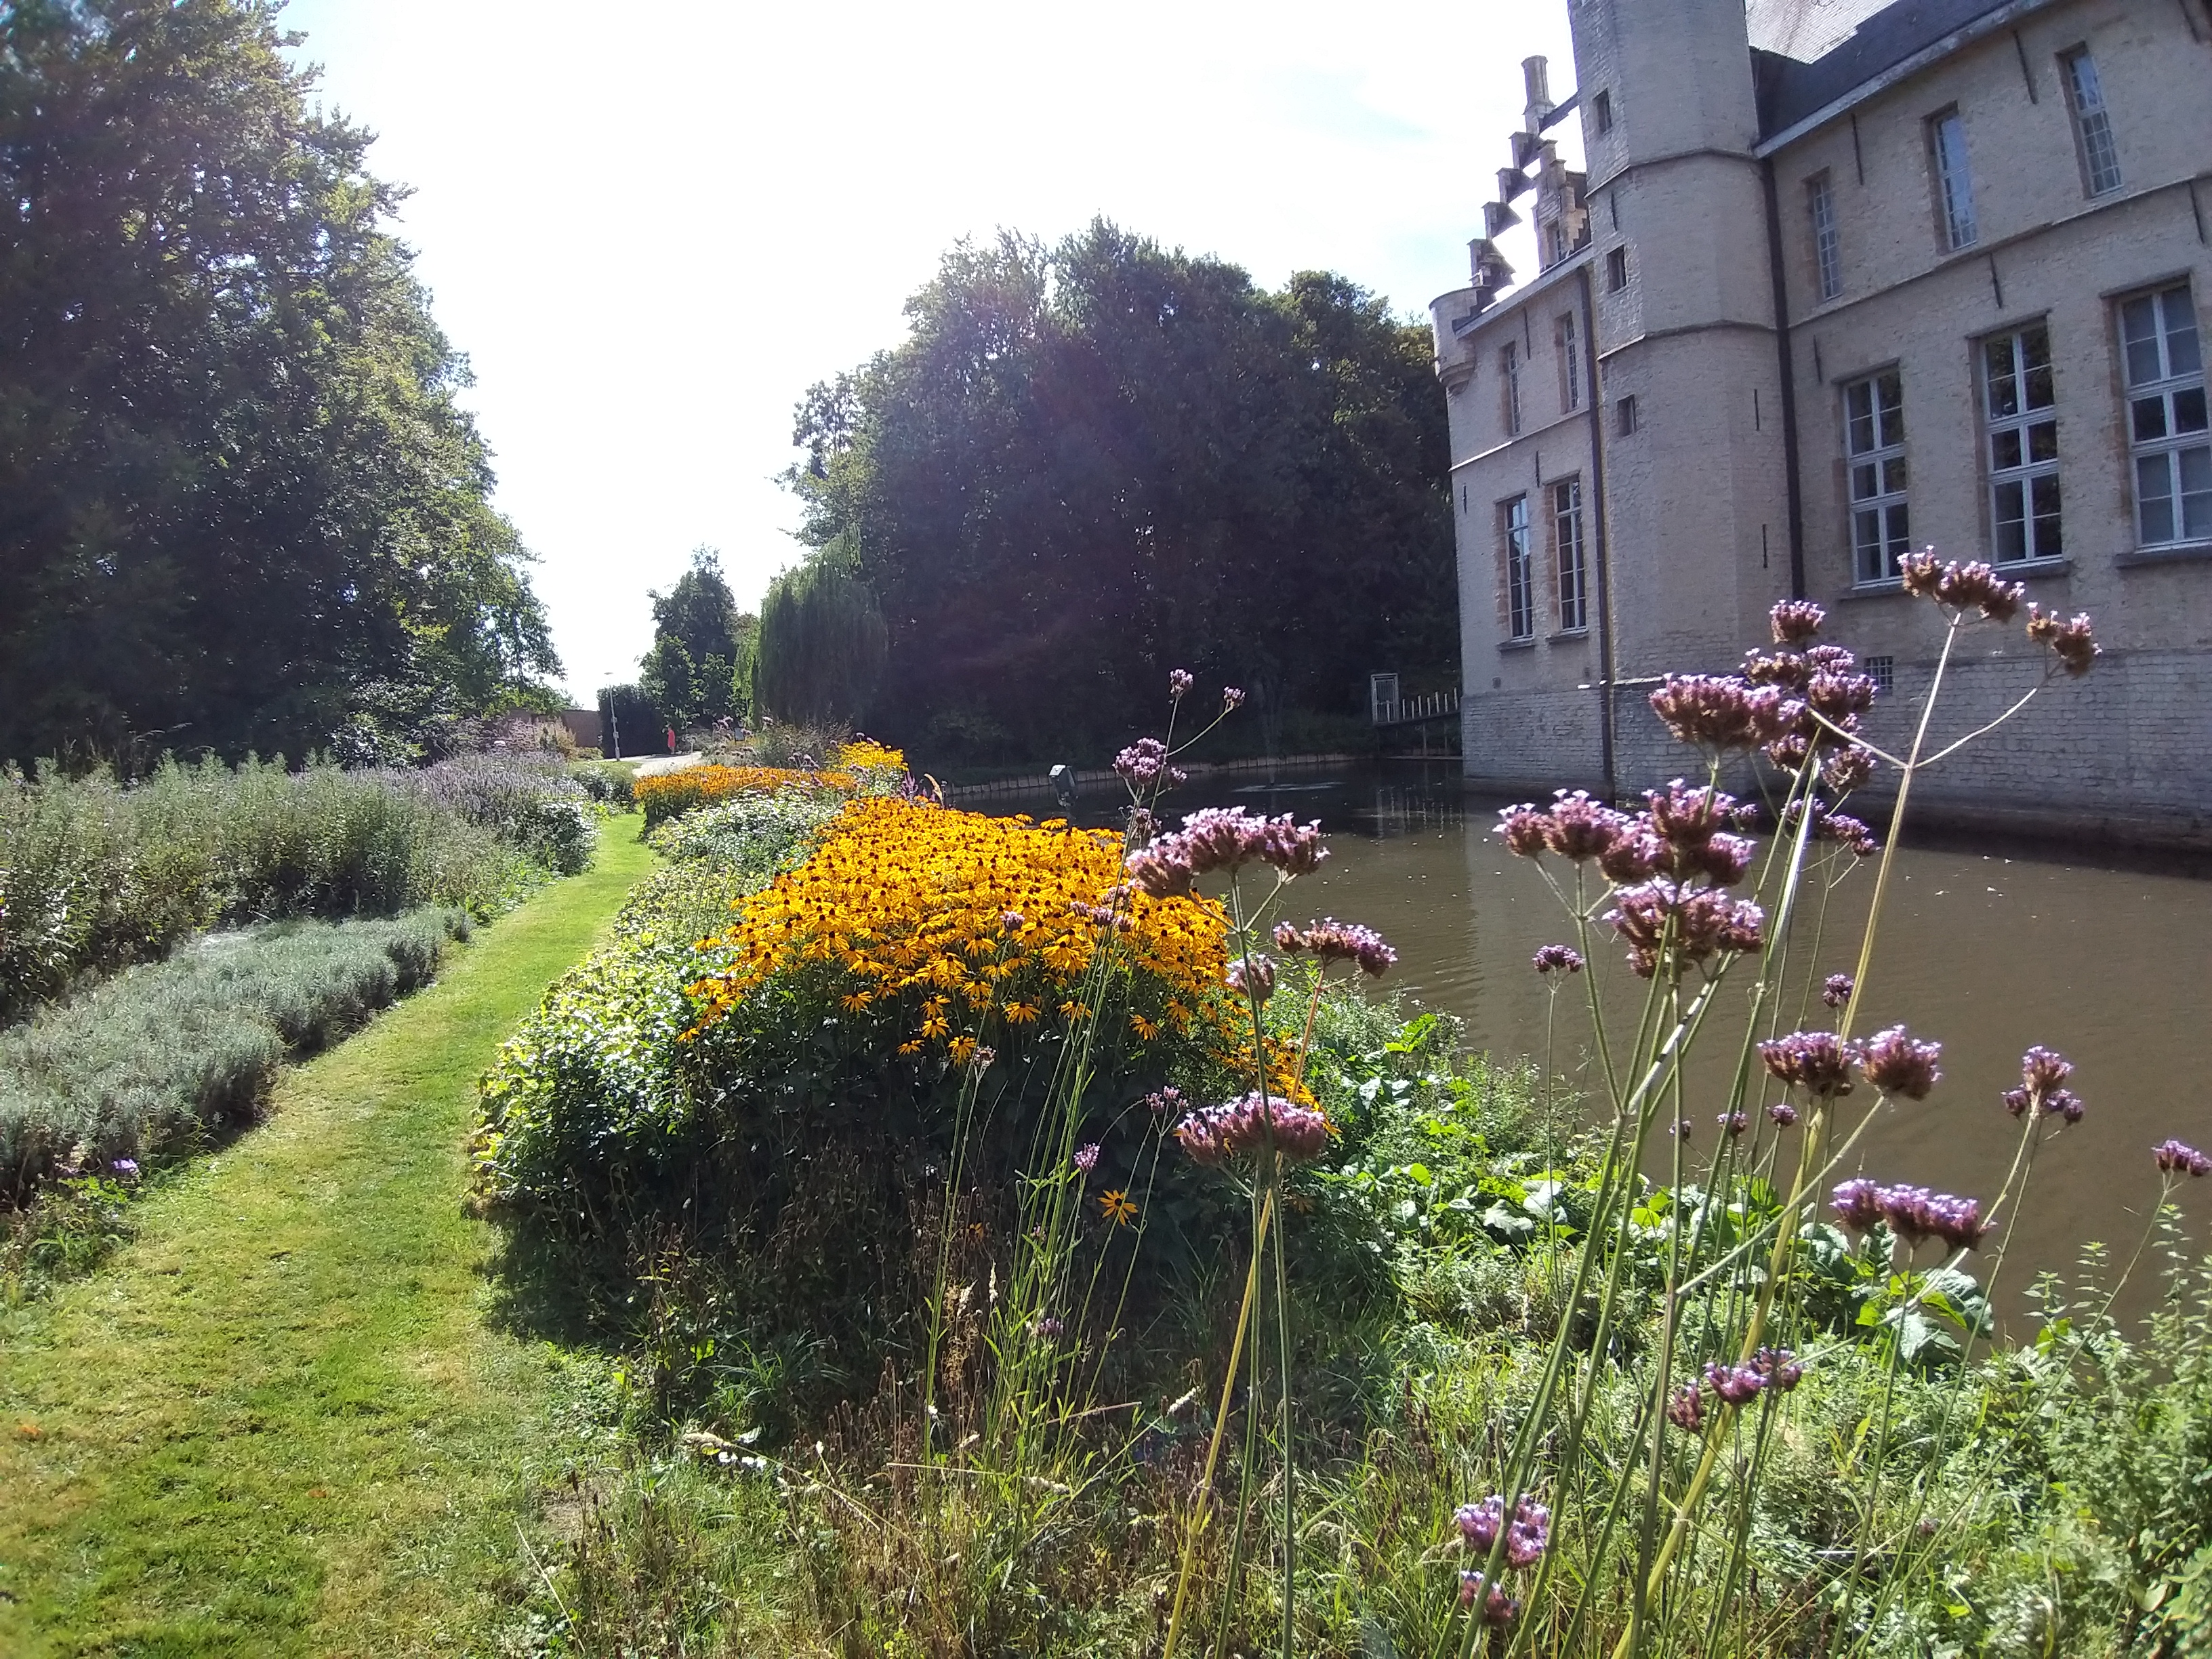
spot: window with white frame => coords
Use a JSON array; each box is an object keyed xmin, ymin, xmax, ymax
[
  {"xmin": 1553, "ymin": 478, "xmax": 1588, "ymax": 632},
  {"xmin": 1807, "ymin": 172, "xmax": 1841, "ymax": 301},
  {"xmin": 1559, "ymin": 312, "xmax": 1581, "ymax": 411},
  {"xmin": 1846, "ymin": 370, "xmax": 1910, "ymax": 583},
  {"xmin": 1504, "ymin": 495, "xmax": 1535, "ymax": 640},
  {"xmin": 1982, "ymin": 323, "xmax": 2061, "ymax": 562},
  {"xmin": 1502, "ymin": 342, "xmax": 1523, "ymax": 436},
  {"xmin": 2121, "ymin": 284, "xmax": 2209, "ymax": 547},
  {"xmin": 2062, "ymin": 48, "xmax": 2122, "ymax": 197},
  {"xmin": 1929, "ymin": 111, "xmax": 1977, "ymax": 250}
]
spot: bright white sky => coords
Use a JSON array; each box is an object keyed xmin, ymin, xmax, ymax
[{"xmin": 278, "ymin": 0, "xmax": 1578, "ymax": 702}]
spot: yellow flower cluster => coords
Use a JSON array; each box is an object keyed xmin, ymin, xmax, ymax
[
  {"xmin": 834, "ymin": 739, "xmax": 907, "ymax": 775},
  {"xmin": 686, "ymin": 798, "xmax": 1284, "ymax": 1088},
  {"xmin": 636, "ymin": 763, "xmax": 856, "ymax": 830}
]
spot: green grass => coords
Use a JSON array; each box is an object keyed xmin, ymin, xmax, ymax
[{"xmin": 0, "ymin": 815, "xmax": 655, "ymax": 1656}]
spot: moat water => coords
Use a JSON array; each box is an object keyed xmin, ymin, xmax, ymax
[{"xmin": 1001, "ymin": 760, "xmax": 2212, "ymax": 1324}]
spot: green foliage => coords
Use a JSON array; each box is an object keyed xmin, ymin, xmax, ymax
[
  {"xmin": 640, "ymin": 548, "xmax": 752, "ymax": 731},
  {"xmin": 571, "ymin": 760, "xmax": 638, "ymax": 810},
  {"xmin": 0, "ymin": 907, "xmax": 468, "ymax": 1208},
  {"xmin": 0, "ymin": 753, "xmax": 589, "ymax": 1022},
  {"xmin": 0, "ymin": 0, "xmax": 559, "ymax": 767},
  {"xmin": 786, "ymin": 222, "xmax": 1456, "ymax": 761},
  {"xmin": 751, "ymin": 546, "xmax": 888, "ymax": 726}
]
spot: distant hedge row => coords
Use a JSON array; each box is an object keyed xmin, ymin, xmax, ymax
[{"xmin": 0, "ymin": 754, "xmax": 592, "ymax": 1023}]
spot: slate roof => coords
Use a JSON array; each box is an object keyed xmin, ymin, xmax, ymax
[{"xmin": 1747, "ymin": 0, "xmax": 2015, "ymax": 138}]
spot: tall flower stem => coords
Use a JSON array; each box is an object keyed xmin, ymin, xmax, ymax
[
  {"xmin": 1162, "ymin": 1186, "xmax": 1275, "ymax": 1659},
  {"xmin": 1618, "ymin": 624, "xmax": 1955, "ymax": 1650}
]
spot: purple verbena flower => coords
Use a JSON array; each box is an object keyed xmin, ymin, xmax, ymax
[
  {"xmin": 1073, "ymin": 1143, "xmax": 1101, "ymax": 1174},
  {"xmin": 1821, "ymin": 973, "xmax": 1854, "ymax": 1009},
  {"xmin": 1831, "ymin": 1177, "xmax": 1884, "ymax": 1233},
  {"xmin": 2154, "ymin": 1139, "xmax": 2212, "ymax": 1177},
  {"xmin": 1532, "ymin": 944, "xmax": 1585, "ymax": 977},
  {"xmin": 1176, "ymin": 1093, "xmax": 1330, "ymax": 1165},
  {"xmin": 1227, "ymin": 954, "xmax": 1276, "ymax": 1000},
  {"xmin": 1760, "ymin": 1031, "xmax": 1860, "ymax": 1098},
  {"xmin": 1718, "ymin": 1111, "xmax": 1748, "ymax": 1138},
  {"xmin": 1459, "ymin": 1572, "xmax": 1519, "ymax": 1624},
  {"xmin": 1275, "ymin": 918, "xmax": 1395, "ymax": 977},
  {"xmin": 1767, "ymin": 1101, "xmax": 1799, "ymax": 1128},
  {"xmin": 1666, "ymin": 1383, "xmax": 1705, "ymax": 1432},
  {"xmin": 1704, "ymin": 1361, "xmax": 1765, "ymax": 1407},
  {"xmin": 1771, "ymin": 599, "xmax": 1826, "ymax": 644},
  {"xmin": 1168, "ymin": 668, "xmax": 1194, "ymax": 698},
  {"xmin": 1860, "ymin": 1025, "xmax": 1943, "ymax": 1101}
]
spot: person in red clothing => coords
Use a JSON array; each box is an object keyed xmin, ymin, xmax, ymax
[{"xmin": 665, "ymin": 725, "xmax": 676, "ymax": 753}]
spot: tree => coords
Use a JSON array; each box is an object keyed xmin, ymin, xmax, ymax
[
  {"xmin": 640, "ymin": 546, "xmax": 743, "ymax": 729},
  {"xmin": 784, "ymin": 222, "xmax": 1454, "ymax": 762},
  {"xmin": 752, "ymin": 545, "xmax": 887, "ymax": 726},
  {"xmin": 0, "ymin": 0, "xmax": 558, "ymax": 767}
]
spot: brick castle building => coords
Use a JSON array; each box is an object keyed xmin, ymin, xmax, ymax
[{"xmin": 1431, "ymin": 0, "xmax": 2212, "ymax": 845}]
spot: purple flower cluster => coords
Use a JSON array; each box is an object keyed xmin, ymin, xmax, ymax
[
  {"xmin": 1831, "ymin": 1178, "xmax": 1987, "ymax": 1251},
  {"xmin": 1780, "ymin": 797, "xmax": 1881, "ymax": 858},
  {"xmin": 1273, "ymin": 918, "xmax": 1396, "ymax": 977},
  {"xmin": 1699, "ymin": 1347, "xmax": 1803, "ymax": 1413},
  {"xmin": 2026, "ymin": 604, "xmax": 2100, "ymax": 676},
  {"xmin": 1718, "ymin": 1111, "xmax": 1748, "ymax": 1138},
  {"xmin": 1771, "ymin": 600, "xmax": 1826, "ymax": 644},
  {"xmin": 1822, "ymin": 973, "xmax": 1855, "ymax": 1009},
  {"xmin": 1759, "ymin": 1030, "xmax": 1860, "ymax": 1098},
  {"xmin": 1603, "ymin": 882, "xmax": 1766, "ymax": 979},
  {"xmin": 1666, "ymin": 1383, "xmax": 1704, "ymax": 1432},
  {"xmin": 1168, "ymin": 668, "xmax": 1195, "ymax": 698},
  {"xmin": 1033, "ymin": 1315, "xmax": 1066, "ymax": 1342},
  {"xmin": 1458, "ymin": 1572, "xmax": 1520, "ymax": 1626},
  {"xmin": 1860, "ymin": 1025, "xmax": 1943, "ymax": 1100},
  {"xmin": 1073, "ymin": 1143, "xmax": 1101, "ymax": 1173},
  {"xmin": 1454, "ymin": 1493, "xmax": 1551, "ymax": 1568},
  {"xmin": 1175, "ymin": 1092, "xmax": 1331, "ymax": 1165},
  {"xmin": 2001, "ymin": 1045, "xmax": 2084, "ymax": 1123},
  {"xmin": 1647, "ymin": 674, "xmax": 1799, "ymax": 752},
  {"xmin": 1898, "ymin": 551, "xmax": 2024, "ymax": 621},
  {"xmin": 1113, "ymin": 737, "xmax": 1188, "ymax": 792},
  {"xmin": 1125, "ymin": 808, "xmax": 1327, "ymax": 897},
  {"xmin": 1223, "ymin": 686, "xmax": 1247, "ymax": 710},
  {"xmin": 1143, "ymin": 1086, "xmax": 1185, "ymax": 1118},
  {"xmin": 2154, "ymin": 1139, "xmax": 2211, "ymax": 1176},
  {"xmin": 1532, "ymin": 943, "xmax": 1585, "ymax": 977},
  {"xmin": 1767, "ymin": 1101, "xmax": 1799, "ymax": 1127},
  {"xmin": 1227, "ymin": 954, "xmax": 1276, "ymax": 1000}
]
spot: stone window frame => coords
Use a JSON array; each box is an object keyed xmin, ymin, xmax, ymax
[
  {"xmin": 1927, "ymin": 108, "xmax": 1978, "ymax": 252},
  {"xmin": 2118, "ymin": 282, "xmax": 2211, "ymax": 550},
  {"xmin": 1502, "ymin": 493, "xmax": 1536, "ymax": 642},
  {"xmin": 1980, "ymin": 321, "xmax": 2064, "ymax": 565},
  {"xmin": 2060, "ymin": 46, "xmax": 2123, "ymax": 199},
  {"xmin": 1844, "ymin": 367, "xmax": 1911, "ymax": 585},
  {"xmin": 1807, "ymin": 171, "xmax": 1842, "ymax": 302},
  {"xmin": 1551, "ymin": 476, "xmax": 1589, "ymax": 634},
  {"xmin": 1592, "ymin": 89, "xmax": 1613, "ymax": 136}
]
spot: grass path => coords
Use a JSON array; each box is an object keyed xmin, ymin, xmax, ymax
[{"xmin": 0, "ymin": 818, "xmax": 654, "ymax": 1656}]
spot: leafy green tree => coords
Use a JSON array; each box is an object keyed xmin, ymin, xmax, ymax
[
  {"xmin": 785, "ymin": 222, "xmax": 1453, "ymax": 762},
  {"xmin": 753, "ymin": 546, "xmax": 888, "ymax": 726},
  {"xmin": 640, "ymin": 547, "xmax": 745, "ymax": 729},
  {"xmin": 0, "ymin": 0, "xmax": 559, "ymax": 768}
]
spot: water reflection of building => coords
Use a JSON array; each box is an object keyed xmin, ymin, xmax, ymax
[
  {"xmin": 1368, "ymin": 783, "xmax": 1470, "ymax": 840},
  {"xmin": 1431, "ymin": 0, "xmax": 2212, "ymax": 848}
]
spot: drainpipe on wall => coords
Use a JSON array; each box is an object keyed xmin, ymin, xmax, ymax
[
  {"xmin": 1760, "ymin": 157, "xmax": 1808, "ymax": 600},
  {"xmin": 1576, "ymin": 261, "xmax": 1619, "ymax": 802}
]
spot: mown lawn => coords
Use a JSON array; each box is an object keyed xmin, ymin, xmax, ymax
[{"xmin": 0, "ymin": 817, "xmax": 655, "ymax": 1656}]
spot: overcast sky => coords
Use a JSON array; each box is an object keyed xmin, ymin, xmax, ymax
[{"xmin": 277, "ymin": 0, "xmax": 1578, "ymax": 701}]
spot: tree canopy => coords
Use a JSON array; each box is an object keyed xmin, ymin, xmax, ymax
[
  {"xmin": 0, "ymin": 0, "xmax": 558, "ymax": 767},
  {"xmin": 787, "ymin": 222, "xmax": 1456, "ymax": 761},
  {"xmin": 638, "ymin": 547, "xmax": 751, "ymax": 729},
  {"xmin": 752, "ymin": 540, "xmax": 886, "ymax": 726}
]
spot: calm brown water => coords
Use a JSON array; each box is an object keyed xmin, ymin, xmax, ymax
[{"xmin": 1017, "ymin": 762, "xmax": 2212, "ymax": 1318}]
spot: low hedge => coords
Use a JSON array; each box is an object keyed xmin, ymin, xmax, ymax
[
  {"xmin": 0, "ymin": 754, "xmax": 591, "ymax": 1022},
  {"xmin": 1, "ymin": 907, "xmax": 470, "ymax": 1203}
]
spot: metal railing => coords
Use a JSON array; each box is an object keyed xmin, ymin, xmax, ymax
[{"xmin": 1371, "ymin": 689, "xmax": 1460, "ymax": 726}]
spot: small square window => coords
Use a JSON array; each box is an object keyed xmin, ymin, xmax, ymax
[
  {"xmin": 1593, "ymin": 91, "xmax": 1614, "ymax": 135},
  {"xmin": 1616, "ymin": 394, "xmax": 1639, "ymax": 436},
  {"xmin": 1606, "ymin": 247, "xmax": 1629, "ymax": 292},
  {"xmin": 1865, "ymin": 655, "xmax": 1895, "ymax": 695}
]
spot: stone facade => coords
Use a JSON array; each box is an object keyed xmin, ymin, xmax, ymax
[{"xmin": 1433, "ymin": 0, "xmax": 2212, "ymax": 846}]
